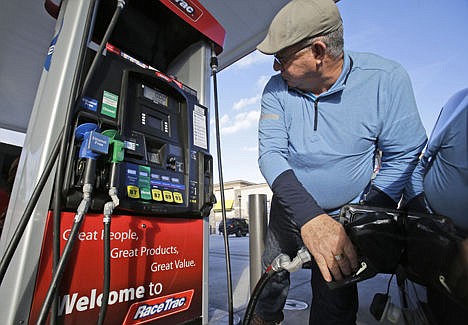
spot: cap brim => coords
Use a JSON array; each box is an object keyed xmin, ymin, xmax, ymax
[{"xmin": 256, "ymin": 37, "xmax": 277, "ymax": 55}]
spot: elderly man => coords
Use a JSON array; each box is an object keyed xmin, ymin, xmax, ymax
[{"xmin": 255, "ymin": 0, "xmax": 427, "ymax": 324}]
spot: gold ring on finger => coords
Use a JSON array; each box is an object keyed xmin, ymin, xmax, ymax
[{"xmin": 334, "ymin": 253, "xmax": 345, "ymax": 261}]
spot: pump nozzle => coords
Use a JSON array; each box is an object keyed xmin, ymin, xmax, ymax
[
  {"xmin": 243, "ymin": 247, "xmax": 312, "ymax": 325},
  {"xmin": 36, "ymin": 124, "xmax": 109, "ymax": 325},
  {"xmin": 101, "ymin": 129, "xmax": 124, "ymax": 164},
  {"xmin": 101, "ymin": 129, "xmax": 124, "ymax": 203},
  {"xmin": 271, "ymin": 246, "xmax": 312, "ymax": 273},
  {"xmin": 75, "ymin": 123, "xmax": 106, "ymax": 159},
  {"xmin": 75, "ymin": 123, "xmax": 109, "ymax": 186}
]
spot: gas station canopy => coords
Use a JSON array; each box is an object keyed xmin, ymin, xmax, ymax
[{"xmin": 0, "ymin": 0, "xmax": 288, "ymax": 135}]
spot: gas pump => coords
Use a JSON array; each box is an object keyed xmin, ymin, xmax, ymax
[{"xmin": 0, "ymin": 0, "xmax": 225, "ymax": 324}]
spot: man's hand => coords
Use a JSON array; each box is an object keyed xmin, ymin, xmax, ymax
[{"xmin": 300, "ymin": 214, "xmax": 358, "ymax": 282}]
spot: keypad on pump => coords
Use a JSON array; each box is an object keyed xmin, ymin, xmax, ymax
[{"xmin": 125, "ymin": 163, "xmax": 185, "ymax": 204}]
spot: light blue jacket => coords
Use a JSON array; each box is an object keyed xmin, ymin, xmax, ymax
[
  {"xmin": 405, "ymin": 88, "xmax": 468, "ymax": 231},
  {"xmin": 259, "ymin": 51, "xmax": 427, "ymax": 211}
]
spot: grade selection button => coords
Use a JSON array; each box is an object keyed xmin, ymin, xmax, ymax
[
  {"xmin": 127, "ymin": 185, "xmax": 140, "ymax": 199},
  {"xmin": 163, "ymin": 190, "xmax": 174, "ymax": 203},
  {"xmin": 152, "ymin": 189, "xmax": 163, "ymax": 201},
  {"xmin": 140, "ymin": 187, "xmax": 152, "ymax": 200},
  {"xmin": 173, "ymin": 192, "xmax": 183, "ymax": 204}
]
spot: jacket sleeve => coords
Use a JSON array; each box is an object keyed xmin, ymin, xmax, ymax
[
  {"xmin": 272, "ymin": 170, "xmax": 325, "ymax": 228},
  {"xmin": 258, "ymin": 78, "xmax": 324, "ymax": 228},
  {"xmin": 258, "ymin": 77, "xmax": 292, "ymax": 186}
]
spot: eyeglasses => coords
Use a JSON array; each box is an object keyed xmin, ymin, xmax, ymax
[{"xmin": 274, "ymin": 43, "xmax": 312, "ymax": 66}]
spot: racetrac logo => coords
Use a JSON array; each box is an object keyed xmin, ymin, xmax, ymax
[
  {"xmin": 169, "ymin": 0, "xmax": 203, "ymax": 22},
  {"xmin": 123, "ymin": 289, "xmax": 194, "ymax": 324}
]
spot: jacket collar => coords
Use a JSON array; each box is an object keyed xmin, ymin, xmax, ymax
[{"xmin": 292, "ymin": 51, "xmax": 352, "ymax": 100}]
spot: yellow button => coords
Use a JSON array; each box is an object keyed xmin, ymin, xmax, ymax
[
  {"xmin": 127, "ymin": 186, "xmax": 140, "ymax": 199},
  {"xmin": 173, "ymin": 192, "xmax": 183, "ymax": 204},
  {"xmin": 152, "ymin": 189, "xmax": 163, "ymax": 201},
  {"xmin": 163, "ymin": 190, "xmax": 174, "ymax": 203}
]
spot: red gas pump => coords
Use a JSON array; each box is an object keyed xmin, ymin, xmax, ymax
[{"xmin": 0, "ymin": 0, "xmax": 225, "ymax": 324}]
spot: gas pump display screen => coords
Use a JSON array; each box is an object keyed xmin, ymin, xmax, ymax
[
  {"xmin": 143, "ymin": 84, "xmax": 168, "ymax": 107},
  {"xmin": 141, "ymin": 109, "xmax": 169, "ymax": 135},
  {"xmin": 145, "ymin": 114, "xmax": 162, "ymax": 130}
]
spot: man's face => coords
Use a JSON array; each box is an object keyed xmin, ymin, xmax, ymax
[{"xmin": 273, "ymin": 42, "xmax": 316, "ymax": 91}]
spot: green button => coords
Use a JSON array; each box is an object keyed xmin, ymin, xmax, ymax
[
  {"xmin": 101, "ymin": 91, "xmax": 118, "ymax": 118},
  {"xmin": 140, "ymin": 187, "xmax": 152, "ymax": 200}
]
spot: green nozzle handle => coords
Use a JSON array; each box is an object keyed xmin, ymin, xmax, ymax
[{"xmin": 102, "ymin": 130, "xmax": 125, "ymax": 163}]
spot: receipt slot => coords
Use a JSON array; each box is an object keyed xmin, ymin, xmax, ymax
[{"xmin": 0, "ymin": 0, "xmax": 224, "ymax": 324}]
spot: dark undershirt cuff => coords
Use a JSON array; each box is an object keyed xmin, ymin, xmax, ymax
[
  {"xmin": 402, "ymin": 192, "xmax": 430, "ymax": 213},
  {"xmin": 362, "ymin": 184, "xmax": 398, "ymax": 209},
  {"xmin": 271, "ymin": 169, "xmax": 325, "ymax": 228}
]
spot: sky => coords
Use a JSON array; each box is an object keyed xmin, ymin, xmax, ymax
[{"xmin": 210, "ymin": 0, "xmax": 468, "ymax": 185}]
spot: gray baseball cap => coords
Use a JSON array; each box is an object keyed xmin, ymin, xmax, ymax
[{"xmin": 257, "ymin": 0, "xmax": 342, "ymax": 55}]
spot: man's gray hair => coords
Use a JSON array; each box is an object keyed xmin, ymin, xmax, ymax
[
  {"xmin": 315, "ymin": 24, "xmax": 344, "ymax": 58},
  {"xmin": 301, "ymin": 25, "xmax": 344, "ymax": 59}
]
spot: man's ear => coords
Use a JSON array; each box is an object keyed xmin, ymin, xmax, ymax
[{"xmin": 311, "ymin": 41, "xmax": 327, "ymax": 61}]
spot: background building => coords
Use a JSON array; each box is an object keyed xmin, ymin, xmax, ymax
[{"xmin": 210, "ymin": 180, "xmax": 272, "ymax": 234}]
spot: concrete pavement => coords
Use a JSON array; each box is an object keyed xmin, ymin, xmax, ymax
[{"xmin": 207, "ymin": 234, "xmax": 427, "ymax": 325}]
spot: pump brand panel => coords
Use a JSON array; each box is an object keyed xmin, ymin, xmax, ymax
[{"xmin": 29, "ymin": 212, "xmax": 204, "ymax": 324}]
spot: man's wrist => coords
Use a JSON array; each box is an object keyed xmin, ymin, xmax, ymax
[
  {"xmin": 362, "ymin": 185, "xmax": 397, "ymax": 209},
  {"xmin": 402, "ymin": 192, "xmax": 430, "ymax": 213}
]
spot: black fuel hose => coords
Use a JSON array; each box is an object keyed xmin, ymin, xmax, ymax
[
  {"xmin": 48, "ymin": 1, "xmax": 125, "ymax": 323},
  {"xmin": 242, "ymin": 247, "xmax": 312, "ymax": 325},
  {"xmin": 98, "ymin": 217, "xmax": 111, "ymax": 325},
  {"xmin": 36, "ymin": 207, "xmax": 87, "ymax": 325},
  {"xmin": 36, "ymin": 158, "xmax": 96, "ymax": 324},
  {"xmin": 98, "ymin": 161, "xmax": 120, "ymax": 325},
  {"xmin": 50, "ymin": 2, "xmax": 99, "ymax": 322},
  {"xmin": 242, "ymin": 266, "xmax": 278, "ymax": 325},
  {"xmin": 0, "ymin": 0, "xmax": 124, "ymax": 322}
]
